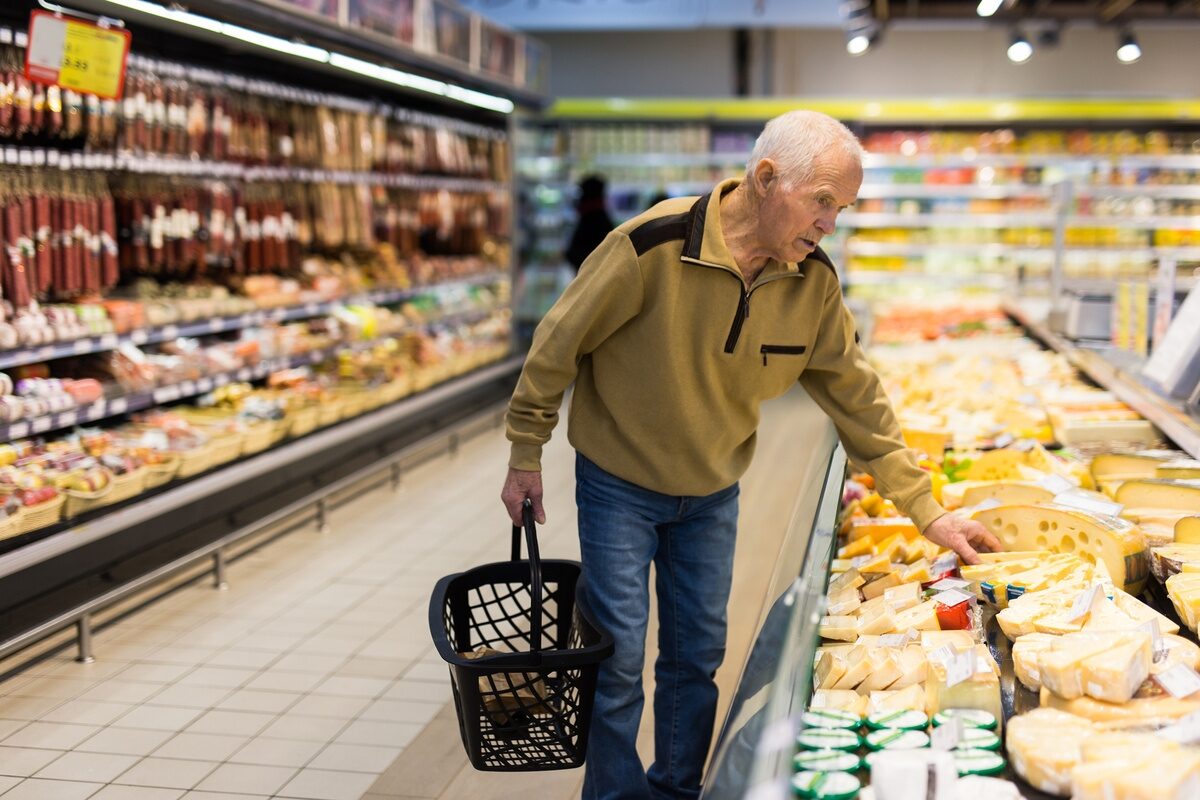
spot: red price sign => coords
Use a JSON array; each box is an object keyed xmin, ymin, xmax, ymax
[{"xmin": 25, "ymin": 10, "xmax": 131, "ymax": 100}]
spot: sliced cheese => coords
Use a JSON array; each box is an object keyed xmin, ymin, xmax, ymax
[
  {"xmin": 848, "ymin": 517, "xmax": 921, "ymax": 544},
  {"xmin": 892, "ymin": 600, "xmax": 939, "ymax": 632},
  {"xmin": 926, "ymin": 645, "xmax": 1002, "ymax": 724},
  {"xmin": 1109, "ymin": 587, "xmax": 1181, "ymax": 635},
  {"xmin": 811, "ymin": 688, "xmax": 868, "ymax": 717},
  {"xmin": 1156, "ymin": 459, "xmax": 1200, "ymax": 479},
  {"xmin": 1090, "ymin": 452, "xmax": 1168, "ymax": 480},
  {"xmin": 819, "ymin": 616, "xmax": 859, "ymax": 642},
  {"xmin": 887, "ymin": 645, "xmax": 928, "ymax": 689},
  {"xmin": 1039, "ymin": 635, "xmax": 1117, "ymax": 699},
  {"xmin": 815, "ymin": 651, "xmax": 847, "ymax": 690},
  {"xmin": 900, "ymin": 558, "xmax": 931, "ymax": 584},
  {"xmin": 857, "ymin": 604, "xmax": 898, "ymax": 636},
  {"xmin": 828, "ymin": 567, "xmax": 866, "ymax": 594},
  {"xmin": 1005, "ymin": 708, "xmax": 1097, "ymax": 796},
  {"xmin": 858, "ymin": 553, "xmax": 896, "ymax": 575},
  {"xmin": 1040, "ymin": 685, "xmax": 1200, "ymax": 728},
  {"xmin": 868, "ymin": 683, "xmax": 926, "ymax": 715},
  {"xmin": 1115, "ymin": 479, "xmax": 1200, "ymax": 512},
  {"xmin": 831, "ymin": 645, "xmax": 873, "ymax": 690},
  {"xmin": 862, "ymin": 572, "xmax": 902, "ymax": 600},
  {"xmin": 837, "ymin": 536, "xmax": 874, "ymax": 559},
  {"xmin": 857, "ymin": 650, "xmax": 904, "ymax": 692},
  {"xmin": 920, "ymin": 630, "xmax": 976, "ymax": 651},
  {"xmin": 1176, "ymin": 515, "xmax": 1200, "ymax": 543},
  {"xmin": 1012, "ymin": 632, "xmax": 1056, "ymax": 690},
  {"xmin": 882, "ymin": 581, "xmax": 921, "ymax": 611},
  {"xmin": 1080, "ymin": 631, "xmax": 1151, "ymax": 704}
]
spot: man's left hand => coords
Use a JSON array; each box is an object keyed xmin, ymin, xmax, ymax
[{"xmin": 923, "ymin": 514, "xmax": 1002, "ymax": 566}]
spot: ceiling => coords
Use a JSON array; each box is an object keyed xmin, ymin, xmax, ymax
[{"xmin": 459, "ymin": 0, "xmax": 1200, "ymax": 31}]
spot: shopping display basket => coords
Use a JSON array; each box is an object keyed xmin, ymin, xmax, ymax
[{"xmin": 429, "ymin": 499, "xmax": 613, "ymax": 771}]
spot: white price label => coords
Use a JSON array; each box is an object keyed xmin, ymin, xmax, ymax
[
  {"xmin": 109, "ymin": 398, "xmax": 128, "ymax": 414},
  {"xmin": 180, "ymin": 382, "xmax": 196, "ymax": 397},
  {"xmin": 161, "ymin": 325, "xmax": 179, "ymax": 340},
  {"xmin": 73, "ymin": 339, "xmax": 92, "ymax": 355},
  {"xmin": 1038, "ymin": 473, "xmax": 1076, "ymax": 495},
  {"xmin": 131, "ymin": 330, "xmax": 148, "ymax": 345},
  {"xmin": 929, "ymin": 578, "xmax": 971, "ymax": 592},
  {"xmin": 305, "ymin": 303, "xmax": 320, "ymax": 315},
  {"xmin": 1067, "ymin": 585, "xmax": 1103, "ymax": 622},
  {"xmin": 1140, "ymin": 619, "xmax": 1168, "ymax": 663},
  {"xmin": 99, "ymin": 334, "xmax": 118, "ymax": 348},
  {"xmin": 945, "ymin": 649, "xmax": 977, "ymax": 688},
  {"xmin": 32, "ymin": 417, "xmax": 51, "ymax": 433},
  {"xmin": 1053, "ymin": 491, "xmax": 1123, "ymax": 518},
  {"xmin": 931, "ymin": 716, "xmax": 963, "ymax": 751},
  {"xmin": 237, "ymin": 369, "xmax": 251, "ymax": 381},
  {"xmin": 37, "ymin": 346, "xmax": 55, "ymax": 360},
  {"xmin": 210, "ymin": 317, "xmax": 226, "ymax": 332},
  {"xmin": 89, "ymin": 401, "xmax": 105, "ymax": 419},
  {"xmin": 8, "ymin": 422, "xmax": 28, "ymax": 438},
  {"xmin": 59, "ymin": 411, "xmax": 77, "ymax": 427},
  {"xmin": 878, "ymin": 633, "xmax": 908, "ymax": 648},
  {"xmin": 153, "ymin": 387, "xmax": 180, "ymax": 403},
  {"xmin": 929, "ymin": 645, "xmax": 957, "ymax": 666},
  {"xmin": 851, "ymin": 554, "xmax": 872, "ymax": 568},
  {"xmin": 197, "ymin": 379, "xmax": 212, "ymax": 393},
  {"xmin": 1157, "ymin": 711, "xmax": 1200, "ymax": 745},
  {"xmin": 932, "ymin": 588, "xmax": 975, "ymax": 608},
  {"xmin": 993, "ymin": 433, "xmax": 1014, "ymax": 449},
  {"xmin": 1155, "ymin": 664, "xmax": 1200, "ymax": 699}
]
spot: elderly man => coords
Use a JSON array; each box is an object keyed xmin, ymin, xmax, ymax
[{"xmin": 501, "ymin": 110, "xmax": 999, "ymax": 800}]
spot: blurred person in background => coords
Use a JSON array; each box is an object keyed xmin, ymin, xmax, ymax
[{"xmin": 566, "ymin": 174, "xmax": 616, "ymax": 272}]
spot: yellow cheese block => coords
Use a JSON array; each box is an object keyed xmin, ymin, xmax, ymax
[
  {"xmin": 926, "ymin": 644, "xmax": 1002, "ymax": 725},
  {"xmin": 847, "ymin": 517, "xmax": 921, "ymax": 544},
  {"xmin": 1005, "ymin": 708, "xmax": 1097, "ymax": 796},
  {"xmin": 900, "ymin": 559, "xmax": 931, "ymax": 584},
  {"xmin": 966, "ymin": 448, "xmax": 1030, "ymax": 481},
  {"xmin": 882, "ymin": 582, "xmax": 921, "ymax": 611},
  {"xmin": 972, "ymin": 503, "xmax": 1150, "ymax": 595},
  {"xmin": 901, "ymin": 428, "xmax": 949, "ymax": 461},
  {"xmin": 1076, "ymin": 751, "xmax": 1200, "ymax": 800},
  {"xmin": 962, "ymin": 480, "xmax": 1055, "ymax": 509},
  {"xmin": 1175, "ymin": 515, "xmax": 1200, "ymax": 544},
  {"xmin": 826, "ymin": 587, "xmax": 862, "ymax": 616},
  {"xmin": 858, "ymin": 553, "xmax": 896, "ymax": 574},
  {"xmin": 1039, "ymin": 634, "xmax": 1116, "ymax": 699},
  {"xmin": 819, "ymin": 616, "xmax": 859, "ymax": 642},
  {"xmin": 811, "ymin": 689, "xmax": 868, "ymax": 717},
  {"xmin": 1166, "ymin": 572, "xmax": 1200, "ymax": 631},
  {"xmin": 837, "ymin": 536, "xmax": 875, "ymax": 560},
  {"xmin": 920, "ymin": 630, "xmax": 976, "ymax": 651},
  {"xmin": 1040, "ymin": 686, "xmax": 1200, "ymax": 728},
  {"xmin": 867, "ymin": 683, "xmax": 926, "ymax": 715},
  {"xmin": 1012, "ymin": 632, "xmax": 1057, "ymax": 690},
  {"xmin": 831, "ymin": 645, "xmax": 872, "ymax": 690},
  {"xmin": 1109, "ymin": 588, "xmax": 1180, "ymax": 635},
  {"xmin": 830, "ymin": 559, "xmax": 854, "ymax": 573},
  {"xmin": 857, "ymin": 650, "xmax": 904, "ymax": 692},
  {"xmin": 1081, "ymin": 632, "xmax": 1152, "ymax": 704},
  {"xmin": 1090, "ymin": 452, "xmax": 1168, "ymax": 480},
  {"xmin": 828, "ymin": 567, "xmax": 865, "ymax": 594},
  {"xmin": 861, "ymin": 572, "xmax": 902, "ymax": 600},
  {"xmin": 892, "ymin": 600, "xmax": 939, "ymax": 632},
  {"xmin": 1153, "ymin": 634, "xmax": 1200, "ymax": 674},
  {"xmin": 875, "ymin": 533, "xmax": 907, "ymax": 562},
  {"xmin": 1115, "ymin": 479, "xmax": 1200, "ymax": 512},
  {"xmin": 1151, "ymin": 543, "xmax": 1200, "ymax": 582},
  {"xmin": 1157, "ymin": 459, "xmax": 1200, "ymax": 479},
  {"xmin": 857, "ymin": 604, "xmax": 898, "ymax": 636},
  {"xmin": 888, "ymin": 645, "xmax": 927, "ymax": 689}
]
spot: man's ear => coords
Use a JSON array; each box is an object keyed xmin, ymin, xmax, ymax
[{"xmin": 752, "ymin": 158, "xmax": 777, "ymax": 197}]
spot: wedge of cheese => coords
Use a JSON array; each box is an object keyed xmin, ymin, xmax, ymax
[
  {"xmin": 861, "ymin": 572, "xmax": 901, "ymax": 600},
  {"xmin": 882, "ymin": 582, "xmax": 921, "ymax": 611},
  {"xmin": 815, "ymin": 651, "xmax": 847, "ymax": 690},
  {"xmin": 811, "ymin": 688, "xmax": 867, "ymax": 717},
  {"xmin": 847, "ymin": 517, "xmax": 921, "ymax": 545},
  {"xmin": 867, "ymin": 683, "xmax": 926, "ymax": 715},
  {"xmin": 858, "ymin": 650, "xmax": 904, "ymax": 692},
  {"xmin": 972, "ymin": 503, "xmax": 1150, "ymax": 595},
  {"xmin": 888, "ymin": 645, "xmax": 928, "ymax": 689},
  {"xmin": 1012, "ymin": 632, "xmax": 1057, "ymax": 690},
  {"xmin": 1151, "ymin": 543, "xmax": 1200, "ymax": 581},
  {"xmin": 966, "ymin": 449, "xmax": 1031, "ymax": 482},
  {"xmin": 1080, "ymin": 631, "xmax": 1152, "ymax": 704},
  {"xmin": 1166, "ymin": 572, "xmax": 1200, "ymax": 631},
  {"xmin": 920, "ymin": 630, "xmax": 976, "ymax": 651},
  {"xmin": 1040, "ymin": 686, "xmax": 1200, "ymax": 727},
  {"xmin": 926, "ymin": 645, "xmax": 1001, "ymax": 724},
  {"xmin": 1090, "ymin": 452, "xmax": 1168, "ymax": 481},
  {"xmin": 1155, "ymin": 634, "xmax": 1200, "ymax": 674},
  {"xmin": 892, "ymin": 600, "xmax": 939, "ymax": 632},
  {"xmin": 1177, "ymin": 515, "xmax": 1200, "ymax": 544},
  {"xmin": 831, "ymin": 645, "xmax": 873, "ymax": 690},
  {"xmin": 819, "ymin": 616, "xmax": 859, "ymax": 642},
  {"xmin": 1156, "ymin": 459, "xmax": 1200, "ymax": 479},
  {"xmin": 1121, "ymin": 507, "xmax": 1190, "ymax": 546},
  {"xmin": 1006, "ymin": 708, "xmax": 1097, "ymax": 797},
  {"xmin": 858, "ymin": 553, "xmax": 896, "ymax": 575},
  {"xmin": 1115, "ymin": 479, "xmax": 1200, "ymax": 512},
  {"xmin": 1109, "ymin": 587, "xmax": 1180, "ymax": 635},
  {"xmin": 1071, "ymin": 737, "xmax": 1200, "ymax": 800},
  {"xmin": 828, "ymin": 567, "xmax": 865, "ymax": 594},
  {"xmin": 1038, "ymin": 634, "xmax": 1117, "ymax": 699},
  {"xmin": 963, "ymin": 480, "xmax": 1055, "ymax": 509},
  {"xmin": 900, "ymin": 558, "xmax": 931, "ymax": 584},
  {"xmin": 857, "ymin": 604, "xmax": 898, "ymax": 636}
]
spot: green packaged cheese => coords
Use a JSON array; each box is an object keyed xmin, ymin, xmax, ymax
[
  {"xmin": 953, "ymin": 748, "xmax": 1007, "ymax": 776},
  {"xmin": 802, "ymin": 709, "xmax": 862, "ymax": 730},
  {"xmin": 864, "ymin": 728, "xmax": 930, "ymax": 751},
  {"xmin": 933, "ymin": 709, "xmax": 997, "ymax": 730},
  {"xmin": 791, "ymin": 770, "xmax": 861, "ymax": 800},
  {"xmin": 796, "ymin": 728, "xmax": 861, "ymax": 752},
  {"xmin": 865, "ymin": 709, "xmax": 929, "ymax": 731},
  {"xmin": 793, "ymin": 750, "xmax": 863, "ymax": 774}
]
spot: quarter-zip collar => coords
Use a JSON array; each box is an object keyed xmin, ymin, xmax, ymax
[{"xmin": 682, "ymin": 178, "xmax": 803, "ymax": 282}]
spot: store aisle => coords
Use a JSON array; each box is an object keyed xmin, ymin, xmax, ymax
[{"xmin": 0, "ymin": 387, "xmax": 822, "ymax": 800}]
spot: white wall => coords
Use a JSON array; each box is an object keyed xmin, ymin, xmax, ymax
[{"xmin": 538, "ymin": 26, "xmax": 1200, "ymax": 99}]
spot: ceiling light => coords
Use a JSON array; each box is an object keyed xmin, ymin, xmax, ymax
[
  {"xmin": 1116, "ymin": 29, "xmax": 1141, "ymax": 64},
  {"xmin": 1007, "ymin": 31, "xmax": 1033, "ymax": 63},
  {"xmin": 976, "ymin": 0, "xmax": 1004, "ymax": 17},
  {"xmin": 847, "ymin": 33, "xmax": 871, "ymax": 55}
]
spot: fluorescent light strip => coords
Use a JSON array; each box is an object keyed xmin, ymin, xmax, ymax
[{"xmin": 101, "ymin": 0, "xmax": 514, "ymax": 113}]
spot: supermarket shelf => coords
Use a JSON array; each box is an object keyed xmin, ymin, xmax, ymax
[
  {"xmin": 1066, "ymin": 215, "xmax": 1200, "ymax": 229},
  {"xmin": 841, "ymin": 212, "xmax": 1057, "ymax": 228},
  {"xmin": 856, "ymin": 184, "xmax": 1055, "ymax": 200},
  {"xmin": 863, "ymin": 153, "xmax": 1200, "ymax": 169},
  {"xmin": 847, "ymin": 270, "xmax": 1011, "ymax": 288},
  {"xmin": 846, "ymin": 242, "xmax": 1200, "ymax": 259},
  {"xmin": 0, "ymin": 274, "xmax": 507, "ymax": 372},
  {"xmin": 2, "ymin": 147, "xmax": 507, "ymax": 194},
  {"xmin": 1073, "ymin": 185, "xmax": 1200, "ymax": 200},
  {"xmin": 589, "ymin": 152, "xmax": 749, "ymax": 168},
  {"xmin": 0, "ymin": 307, "xmax": 500, "ymax": 445},
  {"xmin": 1003, "ymin": 298, "xmax": 1200, "ymax": 459}
]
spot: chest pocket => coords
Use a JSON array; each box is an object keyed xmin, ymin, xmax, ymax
[{"xmin": 758, "ymin": 342, "xmax": 810, "ymax": 398}]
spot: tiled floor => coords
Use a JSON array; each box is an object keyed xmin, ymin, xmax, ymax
[{"xmin": 0, "ymin": 413, "xmax": 519, "ymax": 800}]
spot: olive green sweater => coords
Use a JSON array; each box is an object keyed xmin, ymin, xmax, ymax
[{"xmin": 506, "ymin": 179, "xmax": 946, "ymax": 532}]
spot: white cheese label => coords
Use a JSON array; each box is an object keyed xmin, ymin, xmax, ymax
[
  {"xmin": 929, "ymin": 645, "xmax": 957, "ymax": 666},
  {"xmin": 1157, "ymin": 711, "xmax": 1200, "ymax": 745},
  {"xmin": 8, "ymin": 422, "xmax": 28, "ymax": 439},
  {"xmin": 109, "ymin": 398, "xmax": 128, "ymax": 414},
  {"xmin": 945, "ymin": 650, "xmax": 976, "ymax": 688},
  {"xmin": 932, "ymin": 588, "xmax": 974, "ymax": 608},
  {"xmin": 878, "ymin": 633, "xmax": 908, "ymax": 648},
  {"xmin": 1139, "ymin": 619, "xmax": 1168, "ymax": 663},
  {"xmin": 993, "ymin": 433, "xmax": 1015, "ymax": 449},
  {"xmin": 1037, "ymin": 473, "xmax": 1076, "ymax": 495},
  {"xmin": 931, "ymin": 717, "xmax": 963, "ymax": 751},
  {"xmin": 1067, "ymin": 584, "xmax": 1103, "ymax": 622},
  {"xmin": 1053, "ymin": 490, "xmax": 1123, "ymax": 518},
  {"xmin": 930, "ymin": 578, "xmax": 971, "ymax": 592},
  {"xmin": 1155, "ymin": 664, "xmax": 1200, "ymax": 699}
]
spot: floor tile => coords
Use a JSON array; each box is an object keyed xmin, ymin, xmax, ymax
[
  {"xmin": 9, "ymin": 677, "xmax": 96, "ymax": 700},
  {"xmin": 231, "ymin": 633, "xmax": 305, "ymax": 653},
  {"xmin": 214, "ymin": 689, "xmax": 298, "ymax": 715},
  {"xmin": 0, "ymin": 777, "xmax": 104, "ymax": 799},
  {"xmin": 281, "ymin": 695, "xmax": 368, "ymax": 720},
  {"xmin": 243, "ymin": 671, "xmax": 324, "ymax": 694},
  {"xmin": 76, "ymin": 727, "xmax": 175, "ymax": 757},
  {"xmin": 141, "ymin": 647, "xmax": 221, "ymax": 667},
  {"xmin": 269, "ymin": 654, "xmax": 343, "ymax": 675},
  {"xmin": 151, "ymin": 732, "xmax": 249, "ymax": 762},
  {"xmin": 276, "ymin": 768, "xmax": 377, "ymax": 800},
  {"xmin": 0, "ymin": 776, "xmax": 17, "ymax": 793},
  {"xmin": 145, "ymin": 685, "xmax": 234, "ymax": 710},
  {"xmin": 184, "ymin": 710, "xmax": 274, "ymax": 737},
  {"xmin": 227, "ymin": 737, "xmax": 323, "ymax": 769},
  {"xmin": 307, "ymin": 742, "xmax": 402, "ymax": 773},
  {"xmin": 0, "ymin": 695, "xmax": 66, "ymax": 721},
  {"xmin": 173, "ymin": 668, "xmax": 255, "ymax": 690},
  {"xmin": 78, "ymin": 681, "xmax": 163, "ymax": 705},
  {"xmin": 336, "ymin": 658, "xmax": 408, "ymax": 680},
  {"xmin": 180, "ymin": 793, "xmax": 271, "ymax": 800},
  {"xmin": 358, "ymin": 699, "xmax": 441, "ymax": 725},
  {"xmin": 311, "ymin": 676, "xmax": 390, "ymax": 699},
  {"xmin": 400, "ymin": 662, "xmax": 446, "ymax": 682},
  {"xmin": 0, "ymin": 746, "xmax": 65, "ymax": 777},
  {"xmin": 203, "ymin": 651, "xmax": 277, "ymax": 671},
  {"xmin": 89, "ymin": 786, "xmax": 186, "ymax": 800},
  {"xmin": 380, "ymin": 680, "xmax": 450, "ymax": 704},
  {"xmin": 259, "ymin": 715, "xmax": 347, "ymax": 743},
  {"xmin": 0, "ymin": 721, "xmax": 26, "ymax": 741},
  {"xmin": 335, "ymin": 719, "xmax": 423, "ymax": 748},
  {"xmin": 52, "ymin": 660, "xmax": 132, "ymax": 682},
  {"xmin": 113, "ymin": 705, "xmax": 203, "ymax": 732},
  {"xmin": 2, "ymin": 721, "xmax": 100, "ymax": 749},
  {"xmin": 35, "ymin": 750, "xmax": 140, "ymax": 782},
  {"xmin": 193, "ymin": 763, "xmax": 296, "ymax": 795},
  {"xmin": 40, "ymin": 699, "xmax": 133, "ymax": 726},
  {"xmin": 113, "ymin": 756, "xmax": 219, "ymax": 789},
  {"xmin": 117, "ymin": 664, "xmax": 194, "ymax": 684}
]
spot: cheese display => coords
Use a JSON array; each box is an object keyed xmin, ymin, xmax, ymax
[
  {"xmin": 1115, "ymin": 479, "xmax": 1200, "ymax": 511},
  {"xmin": 1071, "ymin": 733, "xmax": 1200, "ymax": 800},
  {"xmin": 1004, "ymin": 708, "xmax": 1098, "ymax": 795},
  {"xmin": 1175, "ymin": 515, "xmax": 1200, "ymax": 543},
  {"xmin": 971, "ymin": 503, "xmax": 1150, "ymax": 595}
]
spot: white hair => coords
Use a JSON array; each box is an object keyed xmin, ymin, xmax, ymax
[{"xmin": 746, "ymin": 110, "xmax": 864, "ymax": 187}]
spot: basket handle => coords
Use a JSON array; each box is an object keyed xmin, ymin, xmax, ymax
[{"xmin": 510, "ymin": 498, "xmax": 544, "ymax": 654}]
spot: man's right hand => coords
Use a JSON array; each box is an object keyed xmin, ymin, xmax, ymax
[{"xmin": 501, "ymin": 467, "xmax": 546, "ymax": 526}]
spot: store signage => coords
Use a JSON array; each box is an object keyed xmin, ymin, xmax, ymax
[{"xmin": 25, "ymin": 10, "xmax": 131, "ymax": 100}]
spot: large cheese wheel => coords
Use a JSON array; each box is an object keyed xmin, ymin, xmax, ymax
[
  {"xmin": 972, "ymin": 504, "xmax": 1150, "ymax": 595},
  {"xmin": 1175, "ymin": 515, "xmax": 1200, "ymax": 544},
  {"xmin": 1040, "ymin": 685, "xmax": 1200, "ymax": 728},
  {"xmin": 1114, "ymin": 479, "xmax": 1200, "ymax": 512},
  {"xmin": 1150, "ymin": 543, "xmax": 1200, "ymax": 582},
  {"xmin": 1157, "ymin": 459, "xmax": 1200, "ymax": 479},
  {"xmin": 961, "ymin": 481, "xmax": 1055, "ymax": 509}
]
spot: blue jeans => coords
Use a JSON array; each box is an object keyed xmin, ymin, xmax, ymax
[{"xmin": 575, "ymin": 453, "xmax": 740, "ymax": 800}]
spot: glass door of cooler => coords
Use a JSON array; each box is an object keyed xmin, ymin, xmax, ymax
[{"xmin": 703, "ymin": 437, "xmax": 847, "ymax": 799}]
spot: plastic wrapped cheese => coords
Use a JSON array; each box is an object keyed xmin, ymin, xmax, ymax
[{"xmin": 1005, "ymin": 708, "xmax": 1097, "ymax": 796}]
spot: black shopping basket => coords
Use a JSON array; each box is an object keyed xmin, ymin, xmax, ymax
[{"xmin": 429, "ymin": 499, "xmax": 614, "ymax": 771}]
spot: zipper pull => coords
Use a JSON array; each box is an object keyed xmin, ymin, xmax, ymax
[{"xmin": 762, "ymin": 352, "xmax": 768, "ymax": 366}]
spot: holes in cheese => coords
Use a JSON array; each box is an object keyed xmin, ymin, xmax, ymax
[{"xmin": 971, "ymin": 504, "xmax": 1150, "ymax": 595}]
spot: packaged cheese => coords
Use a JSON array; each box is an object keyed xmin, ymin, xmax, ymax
[
  {"xmin": 811, "ymin": 688, "xmax": 868, "ymax": 717},
  {"xmin": 1115, "ymin": 479, "xmax": 1200, "ymax": 512},
  {"xmin": 1005, "ymin": 708, "xmax": 1097, "ymax": 796},
  {"xmin": 1040, "ymin": 686, "xmax": 1200, "ymax": 727}
]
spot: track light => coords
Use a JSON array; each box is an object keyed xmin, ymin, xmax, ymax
[
  {"xmin": 847, "ymin": 32, "xmax": 871, "ymax": 55},
  {"xmin": 976, "ymin": 0, "xmax": 1004, "ymax": 17},
  {"xmin": 1116, "ymin": 29, "xmax": 1141, "ymax": 64},
  {"xmin": 1007, "ymin": 31, "xmax": 1033, "ymax": 63}
]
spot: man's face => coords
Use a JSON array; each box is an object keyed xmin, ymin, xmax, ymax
[{"xmin": 755, "ymin": 154, "xmax": 862, "ymax": 264}]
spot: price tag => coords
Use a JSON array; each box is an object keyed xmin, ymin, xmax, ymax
[
  {"xmin": 153, "ymin": 387, "xmax": 180, "ymax": 403},
  {"xmin": 8, "ymin": 422, "xmax": 28, "ymax": 439},
  {"xmin": 1139, "ymin": 619, "xmax": 1169, "ymax": 663},
  {"xmin": 25, "ymin": 11, "xmax": 132, "ymax": 100},
  {"xmin": 160, "ymin": 325, "xmax": 178, "ymax": 340},
  {"xmin": 1157, "ymin": 711, "xmax": 1200, "ymax": 745},
  {"xmin": 210, "ymin": 317, "xmax": 226, "ymax": 332},
  {"xmin": 993, "ymin": 433, "xmax": 1014, "ymax": 449},
  {"xmin": 88, "ymin": 401, "xmax": 105, "ymax": 419},
  {"xmin": 878, "ymin": 633, "xmax": 907, "ymax": 648},
  {"xmin": 18, "ymin": 149, "xmax": 32, "ymax": 167},
  {"xmin": 929, "ymin": 578, "xmax": 970, "ymax": 592},
  {"xmin": 931, "ymin": 716, "xmax": 963, "ymax": 751},
  {"xmin": 237, "ymin": 369, "xmax": 251, "ymax": 382},
  {"xmin": 72, "ymin": 339, "xmax": 92, "ymax": 355},
  {"xmin": 932, "ymin": 588, "xmax": 974, "ymax": 608},
  {"xmin": 1155, "ymin": 664, "xmax": 1200, "ymax": 699},
  {"xmin": 58, "ymin": 410, "xmax": 77, "ymax": 427},
  {"xmin": 197, "ymin": 378, "xmax": 212, "ymax": 393},
  {"xmin": 944, "ymin": 649, "xmax": 977, "ymax": 688},
  {"xmin": 1037, "ymin": 473, "xmax": 1076, "ymax": 495},
  {"xmin": 1067, "ymin": 584, "xmax": 1103, "ymax": 622},
  {"xmin": 99, "ymin": 334, "xmax": 118, "ymax": 348},
  {"xmin": 109, "ymin": 397, "xmax": 128, "ymax": 414},
  {"xmin": 180, "ymin": 381, "xmax": 196, "ymax": 397},
  {"xmin": 32, "ymin": 417, "xmax": 51, "ymax": 433},
  {"xmin": 929, "ymin": 645, "xmax": 956, "ymax": 666},
  {"xmin": 305, "ymin": 303, "xmax": 320, "ymax": 315},
  {"xmin": 130, "ymin": 330, "xmax": 148, "ymax": 345},
  {"xmin": 1053, "ymin": 490, "xmax": 1123, "ymax": 518}
]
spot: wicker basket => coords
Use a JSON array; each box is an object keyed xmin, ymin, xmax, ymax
[
  {"xmin": 338, "ymin": 391, "xmax": 369, "ymax": 419},
  {"xmin": 105, "ymin": 467, "xmax": 146, "ymax": 505},
  {"xmin": 0, "ymin": 507, "xmax": 24, "ymax": 541},
  {"xmin": 175, "ymin": 443, "xmax": 215, "ymax": 479},
  {"xmin": 207, "ymin": 432, "xmax": 243, "ymax": 467},
  {"xmin": 142, "ymin": 454, "xmax": 181, "ymax": 489},
  {"xmin": 16, "ymin": 493, "xmax": 66, "ymax": 535},
  {"xmin": 289, "ymin": 405, "xmax": 320, "ymax": 438},
  {"xmin": 63, "ymin": 471, "xmax": 116, "ymax": 519},
  {"xmin": 318, "ymin": 401, "xmax": 342, "ymax": 428},
  {"xmin": 240, "ymin": 422, "xmax": 277, "ymax": 456}
]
